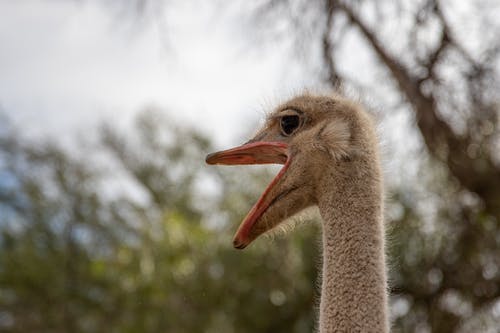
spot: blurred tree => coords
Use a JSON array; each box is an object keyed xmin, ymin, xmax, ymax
[
  {"xmin": 3, "ymin": 0, "xmax": 500, "ymax": 332},
  {"xmin": 0, "ymin": 112, "xmax": 320, "ymax": 333},
  {"xmin": 235, "ymin": 0, "xmax": 500, "ymax": 331}
]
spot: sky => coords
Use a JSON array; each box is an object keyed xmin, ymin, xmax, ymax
[
  {"xmin": 0, "ymin": 0, "xmax": 315, "ymax": 146},
  {"xmin": 0, "ymin": 0, "xmax": 426, "ymax": 198},
  {"xmin": 0, "ymin": 0, "xmax": 473, "ymax": 244}
]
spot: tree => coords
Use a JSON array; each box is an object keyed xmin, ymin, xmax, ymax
[
  {"xmin": 239, "ymin": 0, "xmax": 500, "ymax": 331},
  {"xmin": 2, "ymin": 1, "xmax": 500, "ymax": 331},
  {"xmin": 0, "ymin": 111, "xmax": 320, "ymax": 332}
]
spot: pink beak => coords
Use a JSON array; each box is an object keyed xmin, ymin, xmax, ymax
[{"xmin": 206, "ymin": 141, "xmax": 290, "ymax": 249}]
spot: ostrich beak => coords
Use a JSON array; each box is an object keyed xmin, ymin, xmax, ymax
[{"xmin": 206, "ymin": 141, "xmax": 290, "ymax": 249}]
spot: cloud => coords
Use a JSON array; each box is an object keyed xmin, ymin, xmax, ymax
[{"xmin": 0, "ymin": 1, "xmax": 309, "ymax": 145}]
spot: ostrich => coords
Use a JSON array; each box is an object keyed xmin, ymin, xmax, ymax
[{"xmin": 206, "ymin": 94, "xmax": 389, "ymax": 333}]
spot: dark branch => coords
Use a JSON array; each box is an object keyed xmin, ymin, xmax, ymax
[
  {"xmin": 420, "ymin": 28, "xmax": 450, "ymax": 83},
  {"xmin": 335, "ymin": 0, "xmax": 500, "ymax": 217},
  {"xmin": 322, "ymin": 0, "xmax": 342, "ymax": 88}
]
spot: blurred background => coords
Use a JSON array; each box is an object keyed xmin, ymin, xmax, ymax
[{"xmin": 0, "ymin": 1, "xmax": 499, "ymax": 332}]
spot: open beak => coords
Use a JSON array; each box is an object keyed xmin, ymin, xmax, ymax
[{"xmin": 206, "ymin": 141, "xmax": 290, "ymax": 249}]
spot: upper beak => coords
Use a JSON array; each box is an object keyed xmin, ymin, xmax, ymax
[
  {"xmin": 206, "ymin": 141, "xmax": 290, "ymax": 249},
  {"xmin": 206, "ymin": 141, "xmax": 288, "ymax": 166}
]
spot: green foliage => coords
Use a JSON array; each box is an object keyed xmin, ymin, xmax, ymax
[
  {"xmin": 0, "ymin": 112, "xmax": 319, "ymax": 333},
  {"xmin": 386, "ymin": 158, "xmax": 500, "ymax": 332},
  {"xmin": 0, "ymin": 110, "xmax": 498, "ymax": 332}
]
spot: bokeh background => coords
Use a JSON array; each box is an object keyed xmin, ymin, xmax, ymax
[{"xmin": 1, "ymin": 1, "xmax": 499, "ymax": 332}]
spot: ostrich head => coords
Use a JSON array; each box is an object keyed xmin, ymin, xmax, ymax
[{"xmin": 206, "ymin": 94, "xmax": 375, "ymax": 249}]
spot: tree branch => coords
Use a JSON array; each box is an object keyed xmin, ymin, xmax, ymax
[
  {"xmin": 420, "ymin": 28, "xmax": 450, "ymax": 83},
  {"xmin": 322, "ymin": 0, "xmax": 342, "ymax": 88},
  {"xmin": 335, "ymin": 1, "xmax": 500, "ymax": 217}
]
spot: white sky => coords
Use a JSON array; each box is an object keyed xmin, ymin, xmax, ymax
[
  {"xmin": 0, "ymin": 0, "xmax": 316, "ymax": 146},
  {"xmin": 0, "ymin": 0, "xmax": 463, "ymax": 234},
  {"xmin": 0, "ymin": 0, "xmax": 427, "ymax": 199}
]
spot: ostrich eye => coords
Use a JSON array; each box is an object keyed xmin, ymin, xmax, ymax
[{"xmin": 280, "ymin": 115, "xmax": 300, "ymax": 136}]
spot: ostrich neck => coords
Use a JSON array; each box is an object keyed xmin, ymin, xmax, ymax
[{"xmin": 317, "ymin": 167, "xmax": 389, "ymax": 333}]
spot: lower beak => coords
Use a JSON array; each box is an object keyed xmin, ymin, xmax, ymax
[{"xmin": 206, "ymin": 141, "xmax": 290, "ymax": 249}]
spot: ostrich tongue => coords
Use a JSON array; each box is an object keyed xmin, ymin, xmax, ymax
[{"xmin": 206, "ymin": 141, "xmax": 290, "ymax": 249}]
